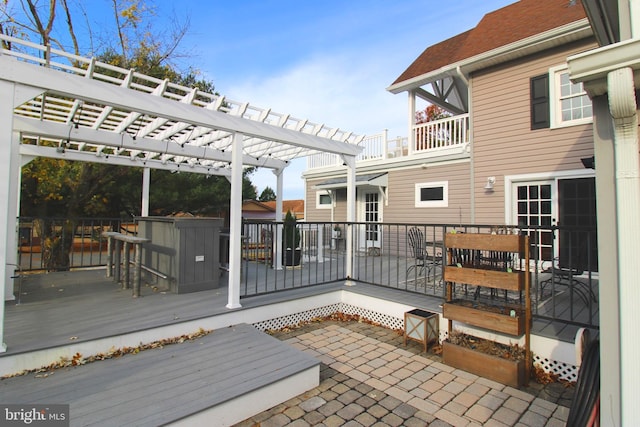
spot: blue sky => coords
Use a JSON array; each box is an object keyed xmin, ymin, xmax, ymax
[{"xmin": 14, "ymin": 0, "xmax": 515, "ymax": 199}]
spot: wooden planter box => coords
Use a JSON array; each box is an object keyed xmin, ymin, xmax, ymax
[
  {"xmin": 443, "ymin": 341, "xmax": 526, "ymax": 388},
  {"xmin": 444, "ymin": 266, "xmax": 525, "ymax": 291},
  {"xmin": 443, "ymin": 301, "xmax": 525, "ymax": 336}
]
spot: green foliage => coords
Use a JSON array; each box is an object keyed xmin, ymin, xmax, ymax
[
  {"xmin": 259, "ymin": 186, "xmax": 277, "ymax": 202},
  {"xmin": 282, "ymin": 210, "xmax": 300, "ymax": 249}
]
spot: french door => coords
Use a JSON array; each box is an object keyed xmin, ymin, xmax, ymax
[
  {"xmin": 358, "ymin": 191, "xmax": 381, "ymax": 250},
  {"xmin": 513, "ymin": 177, "xmax": 597, "ymax": 271}
]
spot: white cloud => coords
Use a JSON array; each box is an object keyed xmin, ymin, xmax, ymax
[{"xmin": 228, "ymin": 51, "xmax": 410, "ymax": 200}]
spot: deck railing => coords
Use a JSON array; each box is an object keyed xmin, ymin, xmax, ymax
[
  {"xmin": 240, "ymin": 221, "xmax": 599, "ymax": 329},
  {"xmin": 14, "ymin": 217, "xmax": 598, "ymax": 329},
  {"xmin": 17, "ymin": 217, "xmax": 134, "ymax": 272}
]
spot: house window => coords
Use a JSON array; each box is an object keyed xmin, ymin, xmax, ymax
[
  {"xmin": 316, "ymin": 191, "xmax": 332, "ymax": 209},
  {"xmin": 415, "ymin": 181, "xmax": 448, "ymax": 207},
  {"xmin": 550, "ymin": 66, "xmax": 592, "ymax": 127}
]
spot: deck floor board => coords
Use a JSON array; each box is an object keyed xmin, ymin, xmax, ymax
[{"xmin": 0, "ymin": 323, "xmax": 318, "ymax": 427}]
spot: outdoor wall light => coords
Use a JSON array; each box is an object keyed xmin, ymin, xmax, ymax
[{"xmin": 484, "ymin": 176, "xmax": 496, "ymax": 191}]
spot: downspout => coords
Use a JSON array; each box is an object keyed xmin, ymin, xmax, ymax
[
  {"xmin": 457, "ymin": 66, "xmax": 474, "ymax": 223},
  {"xmin": 608, "ymin": 67, "xmax": 640, "ymax": 425}
]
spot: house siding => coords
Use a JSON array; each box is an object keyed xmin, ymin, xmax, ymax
[
  {"xmin": 384, "ymin": 162, "xmax": 472, "ymax": 224},
  {"xmin": 471, "ymin": 39, "xmax": 597, "ymax": 224},
  {"xmin": 305, "ymin": 178, "xmax": 334, "ymax": 222}
]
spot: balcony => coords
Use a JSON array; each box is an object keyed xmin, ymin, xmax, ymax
[{"xmin": 306, "ymin": 114, "xmax": 470, "ymax": 170}]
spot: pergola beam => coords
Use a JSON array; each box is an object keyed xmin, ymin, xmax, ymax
[
  {"xmin": 13, "ymin": 116, "xmax": 286, "ymax": 170},
  {"xmin": 0, "ymin": 57, "xmax": 362, "ymax": 158}
]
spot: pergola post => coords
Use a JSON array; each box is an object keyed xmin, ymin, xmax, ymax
[
  {"xmin": 273, "ymin": 169, "xmax": 284, "ymax": 270},
  {"xmin": 141, "ymin": 167, "xmax": 150, "ymax": 217},
  {"xmin": 344, "ymin": 155, "xmax": 356, "ymax": 279},
  {"xmin": 226, "ymin": 131, "xmax": 243, "ymax": 309}
]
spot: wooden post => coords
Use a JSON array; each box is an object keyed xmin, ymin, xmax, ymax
[
  {"xmin": 132, "ymin": 242, "xmax": 143, "ymax": 298},
  {"xmin": 113, "ymin": 239, "xmax": 122, "ymax": 284},
  {"xmin": 122, "ymin": 241, "xmax": 130, "ymax": 289}
]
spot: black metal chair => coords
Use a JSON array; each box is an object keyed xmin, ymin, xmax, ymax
[{"xmin": 406, "ymin": 227, "xmax": 442, "ymax": 282}]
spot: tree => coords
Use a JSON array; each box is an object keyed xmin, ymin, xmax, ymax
[
  {"xmin": 6, "ymin": 0, "xmax": 240, "ymax": 269},
  {"xmin": 259, "ymin": 186, "xmax": 277, "ymax": 202},
  {"xmin": 415, "ymin": 104, "xmax": 451, "ymax": 124}
]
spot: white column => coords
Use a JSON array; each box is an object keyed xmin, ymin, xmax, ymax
[
  {"xmin": 608, "ymin": 67, "xmax": 640, "ymax": 426},
  {"xmin": 141, "ymin": 167, "xmax": 150, "ymax": 216},
  {"xmin": 0, "ymin": 81, "xmax": 14, "ymax": 351},
  {"xmin": 226, "ymin": 132, "xmax": 243, "ymax": 309},
  {"xmin": 344, "ymin": 155, "xmax": 356, "ymax": 279},
  {"xmin": 591, "ymin": 94, "xmax": 620, "ymax": 426},
  {"xmin": 273, "ymin": 168, "xmax": 284, "ymax": 270},
  {"xmin": 4, "ymin": 132, "xmax": 21, "ymax": 302},
  {"xmin": 408, "ymin": 91, "xmax": 416, "ymax": 155}
]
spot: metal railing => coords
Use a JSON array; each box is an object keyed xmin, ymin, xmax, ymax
[
  {"xmin": 16, "ymin": 216, "xmax": 598, "ymax": 329},
  {"xmin": 17, "ymin": 217, "xmax": 134, "ymax": 272},
  {"xmin": 239, "ymin": 220, "xmax": 599, "ymax": 329}
]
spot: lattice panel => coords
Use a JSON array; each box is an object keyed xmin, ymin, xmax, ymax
[
  {"xmin": 533, "ymin": 354, "xmax": 578, "ymax": 382},
  {"xmin": 252, "ymin": 304, "xmax": 342, "ymax": 331}
]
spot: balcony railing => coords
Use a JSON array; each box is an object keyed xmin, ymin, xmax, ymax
[
  {"xmin": 306, "ymin": 130, "xmax": 408, "ymax": 169},
  {"xmin": 306, "ymin": 114, "xmax": 470, "ymax": 170},
  {"xmin": 413, "ymin": 113, "xmax": 469, "ymax": 153}
]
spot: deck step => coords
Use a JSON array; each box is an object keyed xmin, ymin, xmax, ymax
[{"xmin": 0, "ymin": 323, "xmax": 320, "ymax": 427}]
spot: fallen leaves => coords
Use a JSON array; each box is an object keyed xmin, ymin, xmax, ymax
[{"xmin": 1, "ymin": 328, "xmax": 212, "ymax": 380}]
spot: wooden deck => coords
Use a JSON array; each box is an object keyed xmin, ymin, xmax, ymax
[
  {"xmin": 0, "ymin": 323, "xmax": 319, "ymax": 427},
  {"xmin": 0, "ymin": 263, "xmax": 596, "ymax": 425}
]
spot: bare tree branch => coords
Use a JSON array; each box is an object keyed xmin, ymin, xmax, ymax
[{"xmin": 60, "ymin": 0, "xmax": 79, "ymax": 56}]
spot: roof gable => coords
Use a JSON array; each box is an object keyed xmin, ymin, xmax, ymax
[{"xmin": 391, "ymin": 0, "xmax": 587, "ymax": 86}]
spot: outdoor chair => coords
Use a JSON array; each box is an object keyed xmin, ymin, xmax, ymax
[
  {"xmin": 406, "ymin": 227, "xmax": 442, "ymax": 282},
  {"xmin": 540, "ymin": 261, "xmax": 596, "ymax": 305}
]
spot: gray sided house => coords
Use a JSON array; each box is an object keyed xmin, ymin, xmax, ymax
[{"xmin": 304, "ymin": 0, "xmax": 597, "ymax": 262}]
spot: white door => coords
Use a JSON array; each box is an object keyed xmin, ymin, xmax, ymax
[
  {"xmin": 512, "ymin": 181, "xmax": 556, "ymax": 264},
  {"xmin": 358, "ymin": 191, "xmax": 381, "ymax": 251}
]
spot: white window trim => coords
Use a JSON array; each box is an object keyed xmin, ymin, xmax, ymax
[
  {"xmin": 315, "ymin": 190, "xmax": 332, "ymax": 209},
  {"xmin": 549, "ymin": 65, "xmax": 593, "ymax": 128},
  {"xmin": 415, "ymin": 181, "xmax": 448, "ymax": 208}
]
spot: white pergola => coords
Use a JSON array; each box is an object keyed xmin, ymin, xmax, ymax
[{"xmin": 0, "ymin": 35, "xmax": 363, "ymax": 352}]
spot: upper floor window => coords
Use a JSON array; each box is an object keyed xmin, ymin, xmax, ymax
[
  {"xmin": 530, "ymin": 67, "xmax": 592, "ymax": 130},
  {"xmin": 550, "ymin": 66, "xmax": 592, "ymax": 127},
  {"xmin": 415, "ymin": 181, "xmax": 448, "ymax": 208}
]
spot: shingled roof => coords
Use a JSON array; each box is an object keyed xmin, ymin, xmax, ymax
[{"xmin": 391, "ymin": 0, "xmax": 587, "ymax": 86}]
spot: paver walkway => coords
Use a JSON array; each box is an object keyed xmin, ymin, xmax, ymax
[{"xmin": 235, "ymin": 321, "xmax": 573, "ymax": 427}]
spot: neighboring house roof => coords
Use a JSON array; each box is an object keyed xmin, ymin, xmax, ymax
[
  {"xmin": 262, "ymin": 200, "xmax": 305, "ymax": 220},
  {"xmin": 242, "ymin": 200, "xmax": 275, "ymax": 213},
  {"xmin": 390, "ymin": 0, "xmax": 588, "ymax": 89}
]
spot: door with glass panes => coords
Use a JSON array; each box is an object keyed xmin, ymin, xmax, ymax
[
  {"xmin": 358, "ymin": 191, "xmax": 381, "ymax": 251},
  {"xmin": 513, "ymin": 178, "xmax": 597, "ymax": 271}
]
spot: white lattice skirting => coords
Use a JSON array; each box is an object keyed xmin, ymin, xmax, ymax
[{"xmin": 253, "ymin": 302, "xmax": 578, "ymax": 382}]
